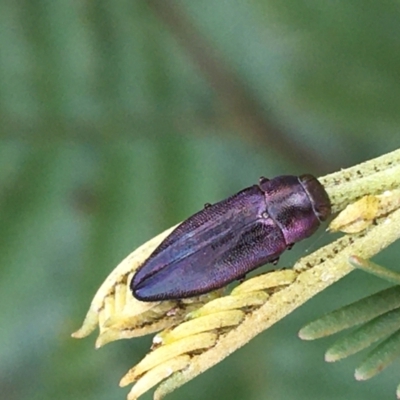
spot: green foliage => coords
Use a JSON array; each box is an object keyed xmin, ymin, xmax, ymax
[
  {"xmin": 1, "ymin": 2, "xmax": 399, "ymax": 400},
  {"xmin": 300, "ymin": 258, "xmax": 400, "ymax": 395}
]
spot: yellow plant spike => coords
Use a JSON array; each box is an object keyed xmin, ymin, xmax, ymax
[
  {"xmin": 102, "ymin": 300, "xmax": 173, "ymax": 330},
  {"xmin": 120, "ymin": 332, "xmax": 217, "ymax": 386},
  {"xmin": 189, "ymin": 290, "xmax": 269, "ymax": 318},
  {"xmin": 156, "ymin": 310, "xmax": 245, "ymax": 344},
  {"xmin": 72, "ymin": 222, "xmax": 225, "ymax": 347},
  {"xmin": 231, "ymin": 269, "xmax": 297, "ymax": 295},
  {"xmin": 96, "ymin": 321, "xmax": 172, "ymax": 348},
  {"xmin": 329, "ymin": 195, "xmax": 379, "ymax": 233},
  {"xmin": 153, "ymin": 207, "xmax": 400, "ymax": 400},
  {"xmin": 102, "ymin": 294, "xmax": 116, "ymax": 324},
  {"xmin": 126, "ymin": 355, "xmax": 190, "ymax": 400},
  {"xmin": 71, "ymin": 149, "xmax": 400, "ymax": 399},
  {"xmin": 71, "ymin": 225, "xmax": 178, "ymax": 339},
  {"xmin": 95, "ymin": 292, "xmax": 223, "ymax": 347},
  {"xmin": 115, "ymin": 282, "xmax": 128, "ymax": 313},
  {"xmin": 329, "ymin": 190, "xmax": 400, "ymax": 233}
]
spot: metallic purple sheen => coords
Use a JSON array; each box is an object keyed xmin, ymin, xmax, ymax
[{"xmin": 131, "ymin": 175, "xmax": 331, "ymax": 301}]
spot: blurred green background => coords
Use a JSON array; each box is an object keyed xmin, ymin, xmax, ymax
[{"xmin": 2, "ymin": 1, "xmax": 399, "ymax": 400}]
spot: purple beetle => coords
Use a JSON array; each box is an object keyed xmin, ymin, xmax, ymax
[{"xmin": 131, "ymin": 175, "xmax": 331, "ymax": 301}]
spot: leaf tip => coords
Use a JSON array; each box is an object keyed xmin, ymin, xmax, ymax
[
  {"xmin": 324, "ymin": 350, "xmax": 340, "ymax": 363},
  {"xmin": 354, "ymin": 368, "xmax": 369, "ymax": 381},
  {"xmin": 298, "ymin": 328, "xmax": 312, "ymax": 340}
]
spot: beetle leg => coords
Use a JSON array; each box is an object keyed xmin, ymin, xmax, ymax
[{"xmin": 272, "ymin": 257, "xmax": 279, "ymax": 266}]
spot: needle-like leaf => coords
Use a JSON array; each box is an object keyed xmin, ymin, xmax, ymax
[
  {"xmin": 325, "ymin": 307, "xmax": 400, "ymax": 361},
  {"xmin": 299, "ymin": 286, "xmax": 400, "ymax": 340},
  {"xmin": 349, "ymin": 255, "xmax": 400, "ymax": 285},
  {"xmin": 301, "ymin": 257, "xmax": 400, "ymax": 398},
  {"xmin": 355, "ymin": 328, "xmax": 400, "ymax": 380}
]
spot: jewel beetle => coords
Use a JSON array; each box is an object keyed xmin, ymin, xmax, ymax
[{"xmin": 130, "ymin": 174, "xmax": 331, "ymax": 301}]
